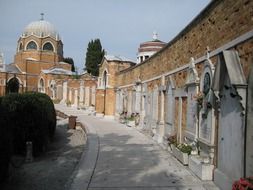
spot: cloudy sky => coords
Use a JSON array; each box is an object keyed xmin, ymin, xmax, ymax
[{"xmin": 0, "ymin": 0, "xmax": 210, "ymax": 71}]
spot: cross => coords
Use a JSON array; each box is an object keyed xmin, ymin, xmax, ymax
[{"xmin": 40, "ymin": 13, "xmax": 44, "ymax": 20}]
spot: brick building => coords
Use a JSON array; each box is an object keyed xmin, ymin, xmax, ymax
[
  {"xmin": 95, "ymin": 0, "xmax": 253, "ymax": 189},
  {"xmin": 1, "ymin": 0, "xmax": 253, "ymax": 189},
  {"xmin": 0, "ymin": 15, "xmax": 96, "ymax": 109}
]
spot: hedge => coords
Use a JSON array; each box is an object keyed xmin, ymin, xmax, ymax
[
  {"xmin": 0, "ymin": 96, "xmax": 12, "ymax": 183},
  {"xmin": 1, "ymin": 92, "xmax": 56, "ymax": 156}
]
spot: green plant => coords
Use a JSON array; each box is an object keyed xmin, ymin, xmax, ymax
[
  {"xmin": 66, "ymin": 100, "xmax": 72, "ymax": 106},
  {"xmin": 0, "ymin": 97, "xmax": 12, "ymax": 182},
  {"xmin": 177, "ymin": 143, "xmax": 192, "ymax": 155},
  {"xmin": 52, "ymin": 99, "xmax": 61, "ymax": 104},
  {"xmin": 127, "ymin": 116, "xmax": 135, "ymax": 121},
  {"xmin": 1, "ymin": 92, "xmax": 56, "ymax": 156},
  {"xmin": 72, "ymin": 74, "xmax": 80, "ymax": 79}
]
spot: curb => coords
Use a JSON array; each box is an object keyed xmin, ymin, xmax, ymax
[{"xmin": 69, "ymin": 116, "xmax": 99, "ymax": 190}]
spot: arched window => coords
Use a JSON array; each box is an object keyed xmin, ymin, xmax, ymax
[
  {"xmin": 103, "ymin": 70, "xmax": 107, "ymax": 88},
  {"xmin": 26, "ymin": 41, "xmax": 37, "ymax": 50},
  {"xmin": 43, "ymin": 42, "xmax": 54, "ymax": 51},
  {"xmin": 38, "ymin": 78, "xmax": 45, "ymax": 93}
]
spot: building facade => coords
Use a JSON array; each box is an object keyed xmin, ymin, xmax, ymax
[
  {"xmin": 95, "ymin": 0, "xmax": 253, "ymax": 189},
  {"xmin": 0, "ymin": 16, "xmax": 97, "ymax": 109}
]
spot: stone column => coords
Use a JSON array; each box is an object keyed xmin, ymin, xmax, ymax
[
  {"xmin": 157, "ymin": 89, "xmax": 165, "ymax": 143},
  {"xmin": 69, "ymin": 88, "xmax": 72, "ymax": 104},
  {"xmin": 140, "ymin": 84, "xmax": 147, "ymax": 129},
  {"xmin": 57, "ymin": 85, "xmax": 63, "ymax": 100},
  {"xmin": 85, "ymin": 86, "xmax": 90, "ymax": 107},
  {"xmin": 74, "ymin": 89, "xmax": 78, "ymax": 107},
  {"xmin": 115, "ymin": 90, "xmax": 120, "ymax": 114},
  {"xmin": 62, "ymin": 81, "xmax": 67, "ymax": 102},
  {"xmin": 135, "ymin": 85, "xmax": 141, "ymax": 113},
  {"xmin": 127, "ymin": 90, "xmax": 132, "ymax": 115},
  {"xmin": 178, "ymin": 97, "xmax": 183, "ymax": 144},
  {"xmin": 91, "ymin": 86, "xmax": 96, "ymax": 106},
  {"xmin": 79, "ymin": 82, "xmax": 84, "ymax": 106}
]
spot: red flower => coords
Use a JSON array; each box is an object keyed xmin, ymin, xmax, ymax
[{"xmin": 232, "ymin": 177, "xmax": 253, "ymax": 190}]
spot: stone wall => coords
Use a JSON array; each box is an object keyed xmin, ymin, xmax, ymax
[
  {"xmin": 116, "ymin": 0, "xmax": 253, "ymax": 87},
  {"xmin": 106, "ymin": 0, "xmax": 253, "ymax": 187}
]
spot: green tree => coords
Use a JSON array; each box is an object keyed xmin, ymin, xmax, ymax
[
  {"xmin": 85, "ymin": 39, "xmax": 105, "ymax": 76},
  {"xmin": 63, "ymin": 57, "xmax": 75, "ymax": 72}
]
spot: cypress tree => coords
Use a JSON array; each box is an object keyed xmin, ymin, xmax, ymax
[
  {"xmin": 63, "ymin": 57, "xmax": 75, "ymax": 72},
  {"xmin": 85, "ymin": 39, "xmax": 104, "ymax": 76}
]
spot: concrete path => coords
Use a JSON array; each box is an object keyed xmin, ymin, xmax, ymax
[{"xmin": 55, "ymin": 104, "xmax": 219, "ymax": 190}]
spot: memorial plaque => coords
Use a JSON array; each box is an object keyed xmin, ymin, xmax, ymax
[{"xmin": 186, "ymin": 86, "xmax": 197, "ymax": 135}]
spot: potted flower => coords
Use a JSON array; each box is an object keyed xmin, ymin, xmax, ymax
[
  {"xmin": 126, "ymin": 113, "xmax": 136, "ymax": 127},
  {"xmin": 119, "ymin": 111, "xmax": 127, "ymax": 124},
  {"xmin": 171, "ymin": 143, "xmax": 192, "ymax": 165},
  {"xmin": 232, "ymin": 177, "xmax": 253, "ymax": 190}
]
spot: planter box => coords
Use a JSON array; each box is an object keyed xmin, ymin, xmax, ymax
[
  {"xmin": 127, "ymin": 120, "xmax": 135, "ymax": 127},
  {"xmin": 189, "ymin": 155, "xmax": 214, "ymax": 180},
  {"xmin": 171, "ymin": 144, "xmax": 189, "ymax": 165}
]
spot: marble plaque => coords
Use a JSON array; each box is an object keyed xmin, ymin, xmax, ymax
[{"xmin": 186, "ymin": 86, "xmax": 197, "ymax": 135}]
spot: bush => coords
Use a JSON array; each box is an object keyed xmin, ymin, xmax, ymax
[
  {"xmin": 177, "ymin": 143, "xmax": 192, "ymax": 155},
  {"xmin": 1, "ymin": 92, "xmax": 56, "ymax": 156},
  {"xmin": 0, "ymin": 97, "xmax": 12, "ymax": 183}
]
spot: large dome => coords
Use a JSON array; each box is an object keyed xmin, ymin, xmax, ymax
[{"xmin": 22, "ymin": 19, "xmax": 60, "ymax": 40}]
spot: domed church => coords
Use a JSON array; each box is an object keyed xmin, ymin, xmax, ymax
[
  {"xmin": 0, "ymin": 14, "xmax": 97, "ymax": 108},
  {"xmin": 15, "ymin": 14, "xmax": 64, "ymax": 70}
]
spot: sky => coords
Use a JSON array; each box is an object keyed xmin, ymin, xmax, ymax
[{"xmin": 0, "ymin": 0, "xmax": 210, "ymax": 71}]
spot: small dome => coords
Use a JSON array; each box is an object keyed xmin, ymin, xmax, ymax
[{"xmin": 22, "ymin": 19, "xmax": 60, "ymax": 40}]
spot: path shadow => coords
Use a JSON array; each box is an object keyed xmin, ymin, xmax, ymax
[
  {"xmin": 2, "ymin": 118, "xmax": 86, "ymax": 190},
  {"xmin": 88, "ymin": 130, "xmax": 203, "ymax": 189}
]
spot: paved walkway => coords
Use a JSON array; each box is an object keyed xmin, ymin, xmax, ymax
[{"xmin": 55, "ymin": 104, "xmax": 219, "ymax": 190}]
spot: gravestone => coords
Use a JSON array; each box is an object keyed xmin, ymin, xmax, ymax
[
  {"xmin": 151, "ymin": 86, "xmax": 158, "ymax": 126},
  {"xmin": 187, "ymin": 55, "xmax": 215, "ymax": 181},
  {"xmin": 246, "ymin": 67, "xmax": 253, "ymax": 176},
  {"xmin": 165, "ymin": 77, "xmax": 175, "ymax": 136},
  {"xmin": 185, "ymin": 58, "xmax": 199, "ymax": 140},
  {"xmin": 213, "ymin": 51, "xmax": 247, "ymax": 190},
  {"xmin": 145, "ymin": 92, "xmax": 152, "ymax": 130},
  {"xmin": 199, "ymin": 58, "xmax": 215, "ymax": 145},
  {"xmin": 186, "ymin": 87, "xmax": 197, "ymax": 137}
]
